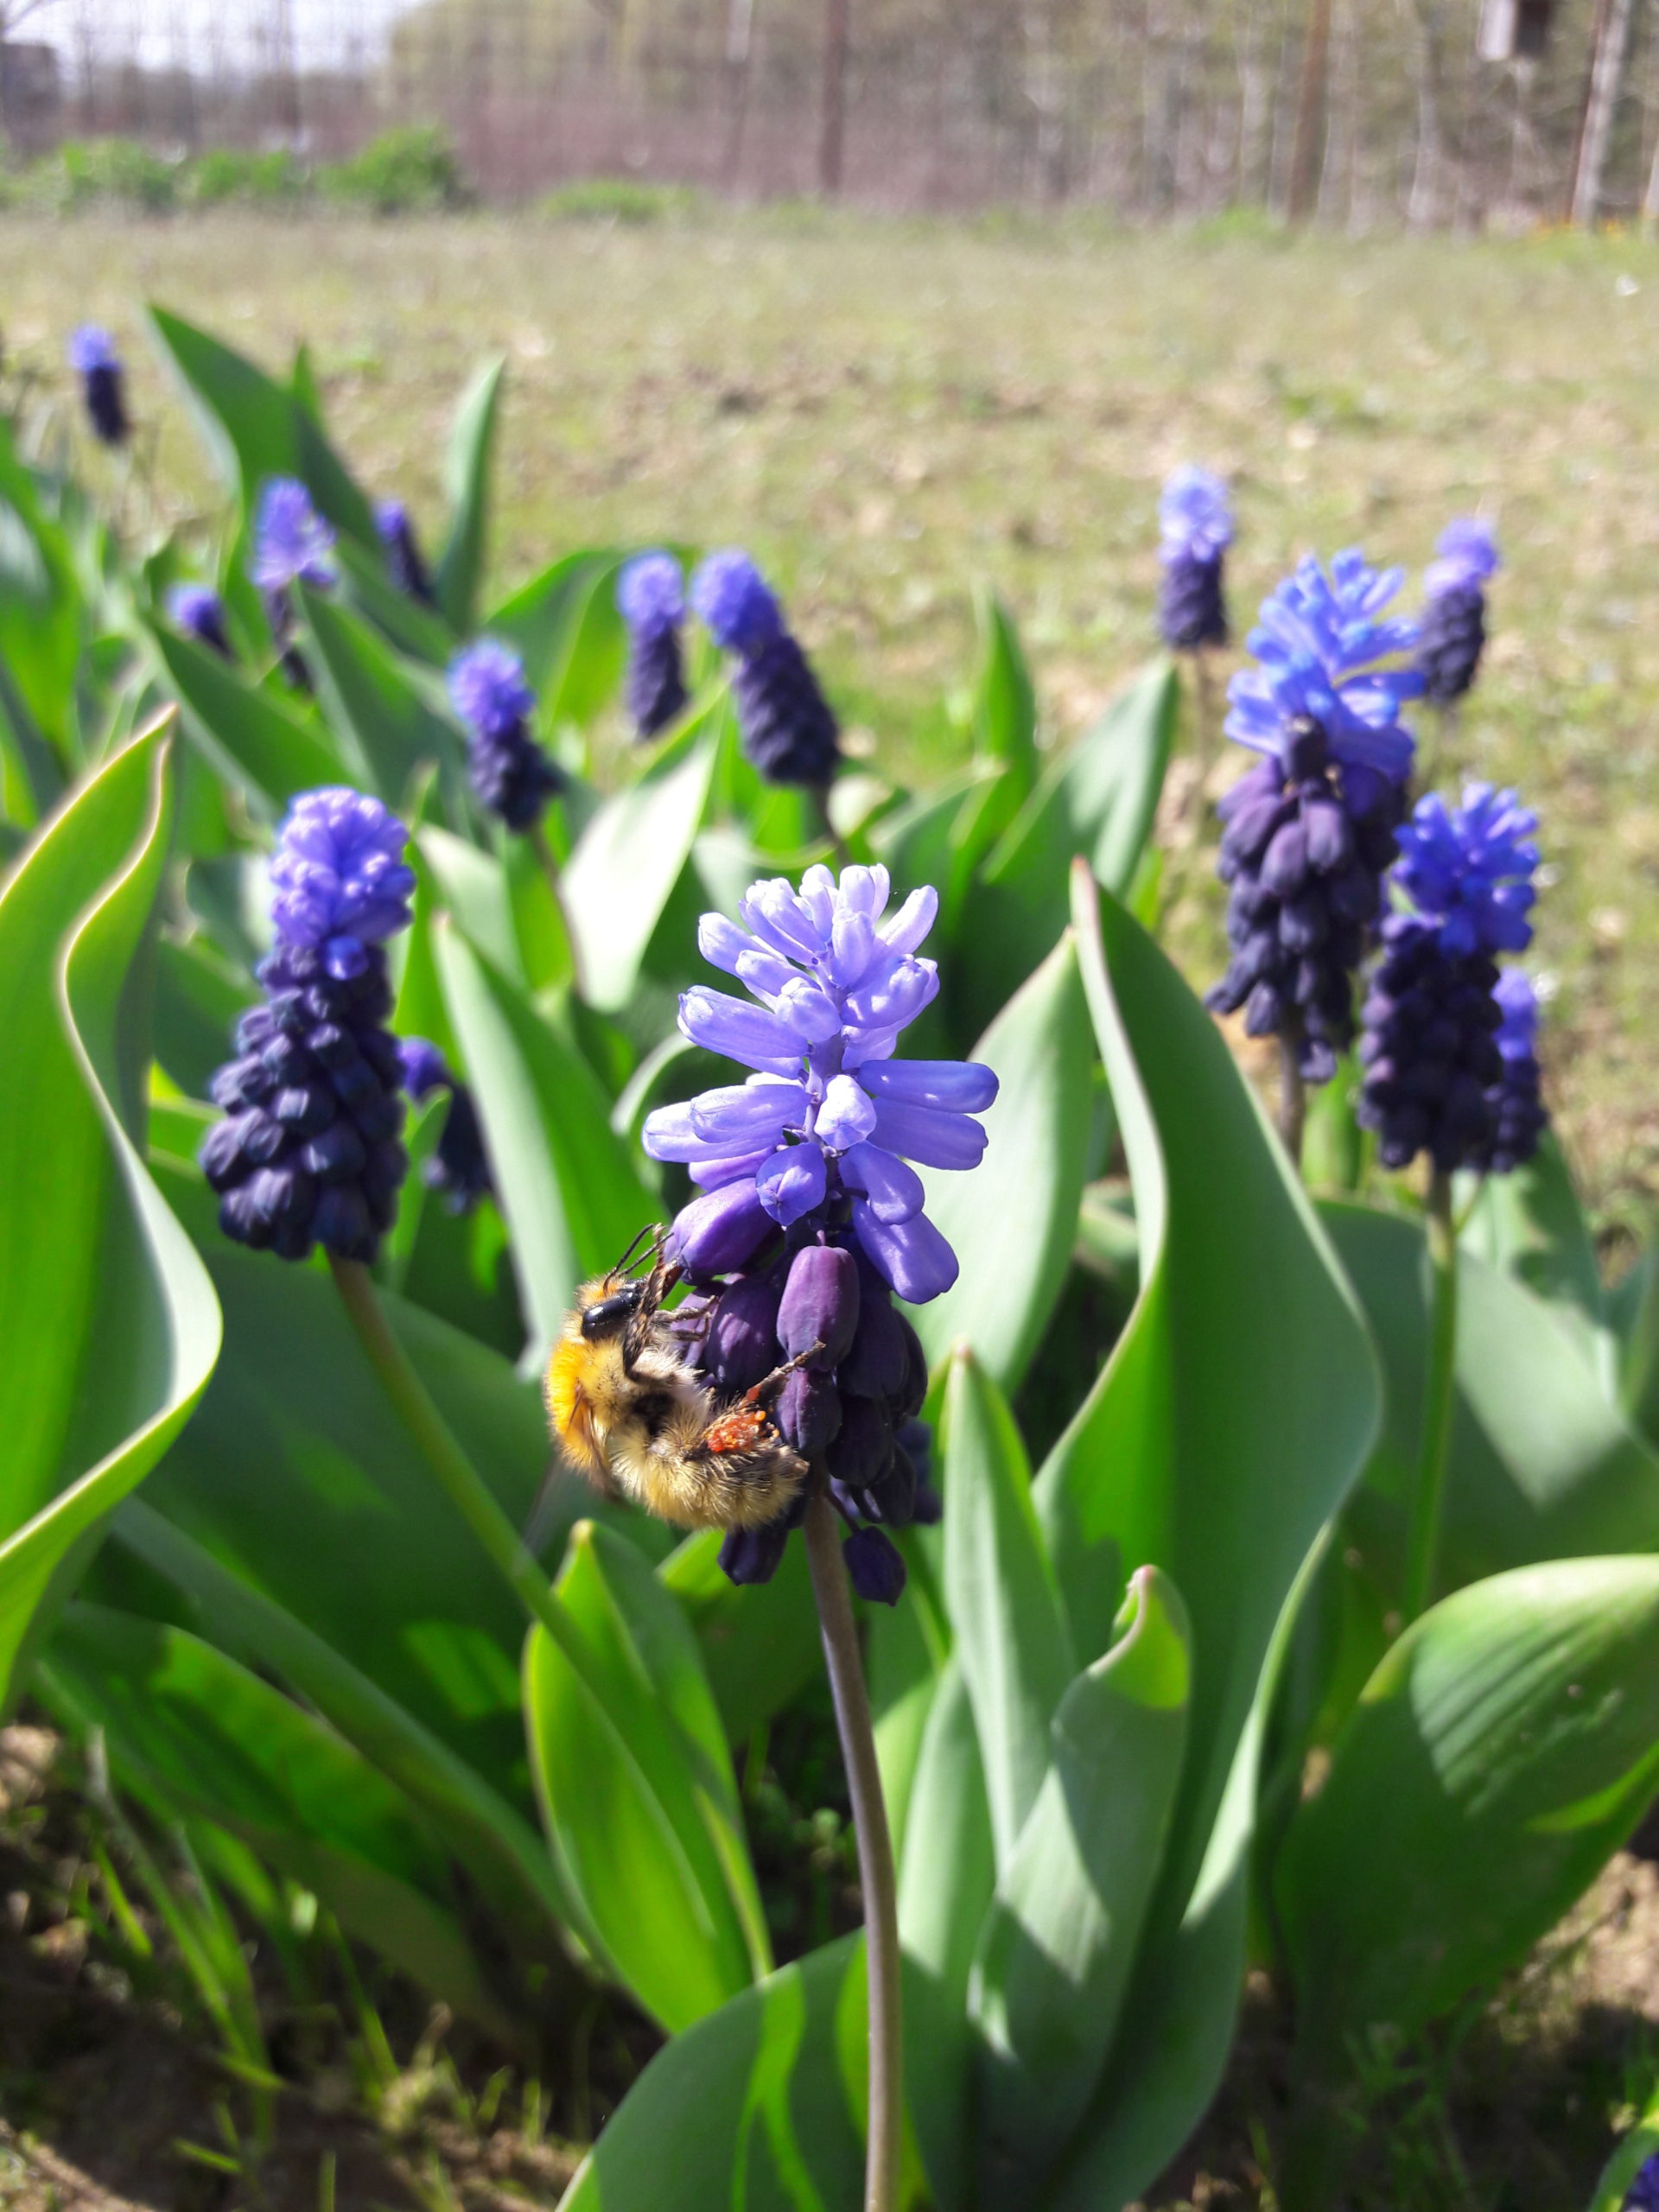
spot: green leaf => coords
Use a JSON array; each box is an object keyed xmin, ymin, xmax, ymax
[
  {"xmin": 659, "ymin": 1528, "xmax": 823, "ymax": 1745},
  {"xmin": 560, "ymin": 1936, "xmax": 869, "ymax": 2211},
  {"xmin": 524, "ymin": 1522, "xmax": 766, "ymax": 2031},
  {"xmin": 1277, "ymin": 1556, "xmax": 1659, "ymax": 2058},
  {"xmin": 1459, "ymin": 1132, "xmax": 1604, "ymax": 1332},
  {"xmin": 0, "ymin": 721, "xmax": 221, "ymax": 1711},
  {"xmin": 1321, "ymin": 1200, "xmax": 1659, "ymax": 1587},
  {"xmin": 147, "ymin": 621, "xmax": 343, "ymax": 811},
  {"xmin": 942, "ymin": 1348, "xmax": 1075, "ymax": 1871},
  {"xmin": 971, "ymin": 587, "xmax": 1039, "ymax": 796},
  {"xmin": 0, "ymin": 420, "xmax": 81, "ymax": 750},
  {"xmin": 969, "ymin": 1567, "xmax": 1190, "ymax": 2195},
  {"xmin": 110, "ymin": 1497, "xmax": 579, "ymax": 1961},
  {"xmin": 487, "ymin": 549, "xmax": 615, "ymax": 696},
  {"xmin": 41, "ymin": 1602, "xmax": 520, "ymax": 2043},
  {"xmin": 146, "ymin": 307, "xmax": 376, "ymax": 544},
  {"xmin": 296, "ymin": 585, "xmax": 467, "ymax": 810},
  {"xmin": 1027, "ymin": 866, "xmax": 1379, "ymax": 2196},
  {"xmin": 908, "ymin": 931, "xmax": 1095, "ymax": 1396},
  {"xmin": 952, "ymin": 659, "xmax": 1176, "ymax": 1033},
  {"xmin": 1587, "ymin": 2103, "xmax": 1659, "ymax": 2212},
  {"xmin": 434, "ymin": 917, "xmax": 659, "ymax": 1357},
  {"xmin": 562, "ymin": 728, "xmax": 719, "ymax": 1013},
  {"xmin": 435, "ymin": 356, "xmax": 505, "ymax": 633}
]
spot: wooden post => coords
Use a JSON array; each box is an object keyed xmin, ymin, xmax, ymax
[
  {"xmin": 1286, "ymin": 0, "xmax": 1333, "ymax": 221},
  {"xmin": 1572, "ymin": 0, "xmax": 1636, "ymax": 226},
  {"xmin": 818, "ymin": 0, "xmax": 851, "ymax": 196}
]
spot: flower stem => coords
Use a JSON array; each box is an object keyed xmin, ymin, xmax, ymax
[
  {"xmin": 1404, "ymin": 1169, "xmax": 1459, "ymax": 1621},
  {"xmin": 329, "ymin": 1255, "xmax": 564, "ymax": 1643},
  {"xmin": 1277, "ymin": 1030, "xmax": 1306, "ymax": 1167},
  {"xmin": 801, "ymin": 1486, "xmax": 902, "ymax": 2212},
  {"xmin": 529, "ymin": 819, "xmax": 587, "ymax": 1002}
]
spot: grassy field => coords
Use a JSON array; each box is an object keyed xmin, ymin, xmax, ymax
[{"xmin": 3, "ymin": 206, "xmax": 1659, "ymax": 1213}]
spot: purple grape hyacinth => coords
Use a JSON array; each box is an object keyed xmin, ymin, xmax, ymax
[
  {"xmin": 68, "ymin": 324, "xmax": 129, "ymax": 446},
  {"xmin": 1418, "ymin": 517, "xmax": 1499, "ymax": 707},
  {"xmin": 1207, "ymin": 550, "xmax": 1422, "ymax": 1085},
  {"xmin": 1623, "ymin": 2150, "xmax": 1659, "ymax": 2211},
  {"xmin": 691, "ymin": 550, "xmax": 841, "ymax": 787},
  {"xmin": 1358, "ymin": 784, "xmax": 1542, "ymax": 1175},
  {"xmin": 1157, "ymin": 465, "xmax": 1231, "ymax": 652},
  {"xmin": 165, "ymin": 582, "xmax": 233, "ymax": 661},
  {"xmin": 617, "ymin": 550, "xmax": 690, "ymax": 741},
  {"xmin": 398, "ymin": 1035, "xmax": 493, "ymax": 1212},
  {"xmin": 643, "ymin": 862, "xmax": 994, "ymax": 1600},
  {"xmin": 448, "ymin": 638, "xmax": 566, "ymax": 830},
  {"xmin": 249, "ymin": 477, "xmax": 337, "ymax": 689},
  {"xmin": 1466, "ymin": 968, "xmax": 1548, "ymax": 1175},
  {"xmin": 376, "ymin": 498, "xmax": 437, "ymax": 608},
  {"xmin": 200, "ymin": 790, "xmax": 416, "ymax": 1263}
]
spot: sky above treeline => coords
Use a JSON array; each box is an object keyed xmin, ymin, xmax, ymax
[{"xmin": 21, "ymin": 0, "xmax": 418, "ymax": 75}]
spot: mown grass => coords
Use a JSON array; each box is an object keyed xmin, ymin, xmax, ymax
[{"xmin": 3, "ymin": 206, "xmax": 1658, "ymax": 1209}]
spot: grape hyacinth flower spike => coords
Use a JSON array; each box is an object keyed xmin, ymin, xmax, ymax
[
  {"xmin": 617, "ymin": 550, "xmax": 690, "ymax": 741},
  {"xmin": 376, "ymin": 498, "xmax": 437, "ymax": 608},
  {"xmin": 1624, "ymin": 2152, "xmax": 1659, "ymax": 2211},
  {"xmin": 165, "ymin": 582, "xmax": 233, "ymax": 661},
  {"xmin": 1157, "ymin": 464, "xmax": 1231, "ymax": 652},
  {"xmin": 200, "ymin": 789, "xmax": 414, "ymax": 1263},
  {"xmin": 1205, "ymin": 548, "xmax": 1422, "ymax": 1150},
  {"xmin": 691, "ymin": 549, "xmax": 842, "ymax": 789},
  {"xmin": 398, "ymin": 1036, "xmax": 493, "ymax": 1212},
  {"xmin": 1357, "ymin": 782, "xmax": 1541, "ymax": 1176},
  {"xmin": 1417, "ymin": 516, "xmax": 1499, "ymax": 709},
  {"xmin": 642, "ymin": 860, "xmax": 995, "ymax": 1600},
  {"xmin": 447, "ymin": 638, "xmax": 565, "ymax": 831},
  {"xmin": 249, "ymin": 475, "xmax": 337, "ymax": 690},
  {"xmin": 68, "ymin": 325, "xmax": 130, "ymax": 447}
]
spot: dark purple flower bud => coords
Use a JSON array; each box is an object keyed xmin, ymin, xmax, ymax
[
  {"xmin": 376, "ymin": 499, "xmax": 437, "ymax": 607},
  {"xmin": 166, "ymin": 583, "xmax": 233, "ymax": 659},
  {"xmin": 719, "ymin": 1520, "xmax": 793, "ymax": 1587},
  {"xmin": 448, "ymin": 639, "xmax": 567, "ymax": 830},
  {"xmin": 838, "ymin": 1291, "xmax": 909, "ymax": 1399},
  {"xmin": 778, "ymin": 1243, "xmax": 860, "ymax": 1371},
  {"xmin": 843, "ymin": 1525, "xmax": 906, "ymax": 1605},
  {"xmin": 668, "ymin": 1179, "xmax": 773, "ymax": 1278},
  {"xmin": 69, "ymin": 326, "xmax": 130, "ymax": 446},
  {"xmin": 827, "ymin": 1392, "xmax": 894, "ymax": 1496},
  {"xmin": 617, "ymin": 551, "xmax": 690, "ymax": 741},
  {"xmin": 701, "ymin": 1272, "xmax": 785, "ymax": 1395},
  {"xmin": 775, "ymin": 1368, "xmax": 842, "ymax": 1454}
]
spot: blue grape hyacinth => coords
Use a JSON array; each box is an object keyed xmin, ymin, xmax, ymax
[
  {"xmin": 692, "ymin": 550, "xmax": 841, "ymax": 787},
  {"xmin": 1157, "ymin": 465, "xmax": 1231, "ymax": 652},
  {"xmin": 1207, "ymin": 551, "xmax": 1421, "ymax": 1084},
  {"xmin": 68, "ymin": 324, "xmax": 129, "ymax": 447},
  {"xmin": 448, "ymin": 638, "xmax": 566, "ymax": 830},
  {"xmin": 200, "ymin": 790, "xmax": 415, "ymax": 1263},
  {"xmin": 1358, "ymin": 784, "xmax": 1541, "ymax": 1174},
  {"xmin": 376, "ymin": 498, "xmax": 437, "ymax": 607},
  {"xmin": 1624, "ymin": 2151, "xmax": 1659, "ymax": 2211},
  {"xmin": 165, "ymin": 582, "xmax": 233, "ymax": 661},
  {"xmin": 1467, "ymin": 969, "xmax": 1548, "ymax": 1174},
  {"xmin": 249, "ymin": 476, "xmax": 337, "ymax": 688},
  {"xmin": 643, "ymin": 862, "xmax": 995, "ymax": 1600},
  {"xmin": 1417, "ymin": 517, "xmax": 1499, "ymax": 707},
  {"xmin": 617, "ymin": 550, "xmax": 690, "ymax": 741},
  {"xmin": 398, "ymin": 1035, "xmax": 493, "ymax": 1212}
]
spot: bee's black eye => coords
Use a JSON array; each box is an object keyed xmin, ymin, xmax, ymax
[{"xmin": 582, "ymin": 1287, "xmax": 644, "ymax": 1339}]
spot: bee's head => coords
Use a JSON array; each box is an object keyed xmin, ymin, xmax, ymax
[{"xmin": 581, "ymin": 1281, "xmax": 647, "ymax": 1340}]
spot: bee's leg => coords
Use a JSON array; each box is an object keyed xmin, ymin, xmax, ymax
[
  {"xmin": 620, "ymin": 1255, "xmax": 686, "ymax": 1370},
  {"xmin": 739, "ymin": 1340, "xmax": 827, "ymax": 1409}
]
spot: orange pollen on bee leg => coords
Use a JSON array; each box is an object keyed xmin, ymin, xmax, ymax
[{"xmin": 704, "ymin": 1406, "xmax": 774, "ymax": 1455}]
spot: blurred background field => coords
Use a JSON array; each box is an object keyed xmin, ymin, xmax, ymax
[{"xmin": 4, "ymin": 205, "xmax": 1658, "ymax": 1212}]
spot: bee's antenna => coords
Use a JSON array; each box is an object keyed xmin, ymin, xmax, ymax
[{"xmin": 611, "ymin": 1222, "xmax": 664, "ymax": 1279}]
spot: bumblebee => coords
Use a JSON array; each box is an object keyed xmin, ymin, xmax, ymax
[{"xmin": 545, "ymin": 1229, "xmax": 810, "ymax": 1532}]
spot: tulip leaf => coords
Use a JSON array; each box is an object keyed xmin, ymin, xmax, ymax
[
  {"xmin": 435, "ymin": 355, "xmax": 505, "ymax": 633},
  {"xmin": 434, "ymin": 916, "xmax": 659, "ymax": 1358},
  {"xmin": 41, "ymin": 1602, "xmax": 519, "ymax": 2043},
  {"xmin": 658, "ymin": 1528, "xmax": 823, "ymax": 1744},
  {"xmin": 146, "ymin": 306, "xmax": 376, "ymax": 544},
  {"xmin": 487, "ymin": 548, "xmax": 616, "ymax": 699},
  {"xmin": 0, "ymin": 721, "xmax": 222, "ymax": 1713},
  {"xmin": 942, "ymin": 1348, "xmax": 1075, "ymax": 1872},
  {"xmin": 148, "ymin": 621, "xmax": 343, "ymax": 810},
  {"xmin": 955, "ymin": 658, "xmax": 1176, "ymax": 1033},
  {"xmin": 562, "ymin": 726, "xmax": 718, "ymax": 1013},
  {"xmin": 1277, "ymin": 1556, "xmax": 1659, "ymax": 2061},
  {"xmin": 153, "ymin": 935, "xmax": 257, "ymax": 1101},
  {"xmin": 295, "ymin": 584, "xmax": 468, "ymax": 810},
  {"xmin": 524, "ymin": 1521, "xmax": 768, "ymax": 2031},
  {"xmin": 909, "ymin": 930, "xmax": 1095, "ymax": 1395},
  {"xmin": 0, "ymin": 420, "xmax": 82, "ymax": 752},
  {"xmin": 1459, "ymin": 1132, "xmax": 1604, "ymax": 1333},
  {"xmin": 969, "ymin": 1567, "xmax": 1190, "ymax": 2196},
  {"xmin": 1321, "ymin": 1199, "xmax": 1659, "ymax": 1589},
  {"xmin": 1028, "ymin": 866, "xmax": 1379, "ymax": 2196}
]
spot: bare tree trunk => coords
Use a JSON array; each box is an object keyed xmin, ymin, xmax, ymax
[
  {"xmin": 722, "ymin": 0, "xmax": 756, "ymax": 186},
  {"xmin": 818, "ymin": 0, "xmax": 851, "ymax": 194},
  {"xmin": 1233, "ymin": 0, "xmax": 1273, "ymax": 204},
  {"xmin": 1287, "ymin": 0, "xmax": 1333, "ymax": 219},
  {"xmin": 1400, "ymin": 0, "xmax": 1447, "ymax": 228},
  {"xmin": 1572, "ymin": 0, "xmax": 1636, "ymax": 224}
]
